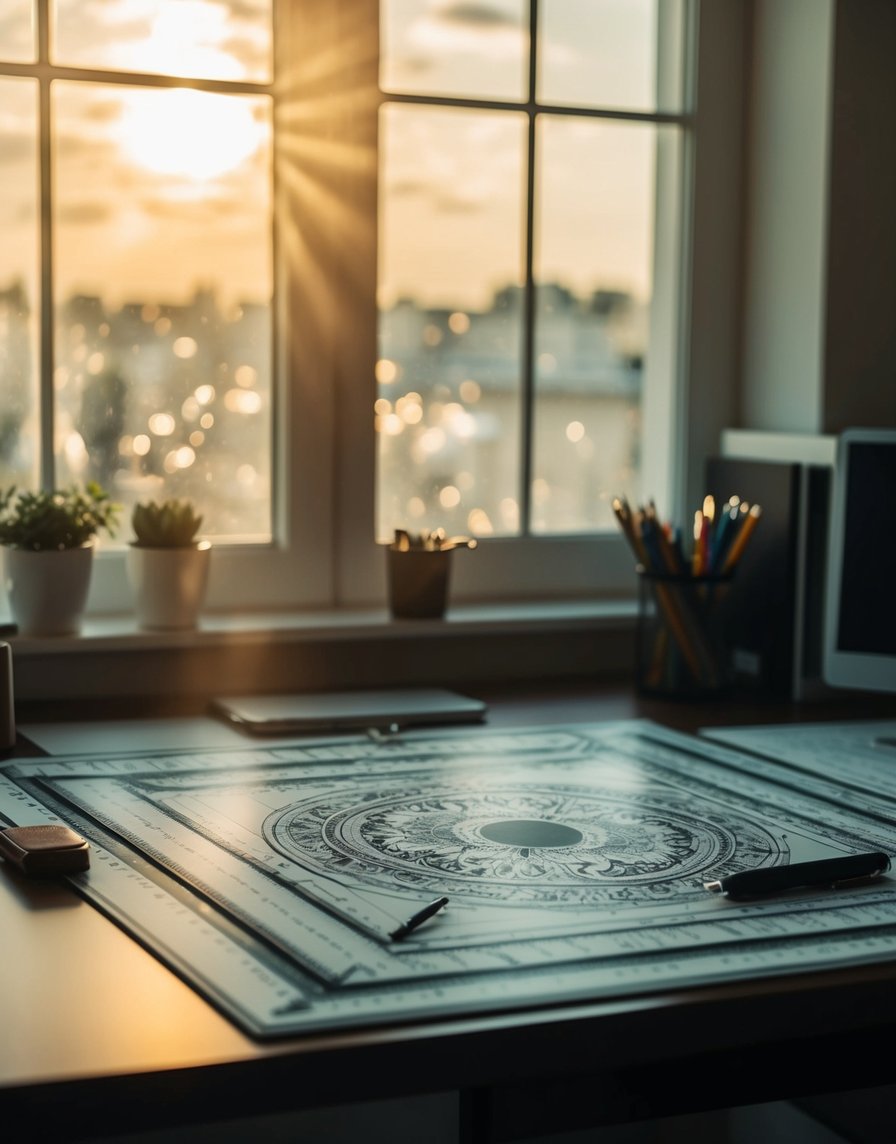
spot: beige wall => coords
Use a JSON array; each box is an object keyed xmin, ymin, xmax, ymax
[
  {"xmin": 740, "ymin": 0, "xmax": 834, "ymax": 432},
  {"xmin": 739, "ymin": 0, "xmax": 896, "ymax": 434}
]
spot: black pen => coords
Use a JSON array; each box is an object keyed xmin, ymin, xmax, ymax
[
  {"xmin": 390, "ymin": 895, "xmax": 449, "ymax": 941},
  {"xmin": 704, "ymin": 852, "xmax": 890, "ymax": 900}
]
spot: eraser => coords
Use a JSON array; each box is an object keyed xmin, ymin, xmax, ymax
[{"xmin": 0, "ymin": 824, "xmax": 90, "ymax": 876}]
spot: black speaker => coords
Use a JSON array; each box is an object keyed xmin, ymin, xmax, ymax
[{"xmin": 705, "ymin": 453, "xmax": 832, "ymax": 699}]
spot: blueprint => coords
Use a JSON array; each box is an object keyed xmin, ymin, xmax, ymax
[
  {"xmin": 702, "ymin": 721, "xmax": 896, "ymax": 805},
  {"xmin": 2, "ymin": 719, "xmax": 895, "ymax": 1038}
]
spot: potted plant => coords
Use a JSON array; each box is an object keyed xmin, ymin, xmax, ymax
[
  {"xmin": 0, "ymin": 483, "xmax": 119, "ymax": 636},
  {"xmin": 127, "ymin": 498, "xmax": 211, "ymax": 630}
]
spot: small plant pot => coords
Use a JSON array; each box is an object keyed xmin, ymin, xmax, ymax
[
  {"xmin": 3, "ymin": 544, "xmax": 95, "ymax": 636},
  {"xmin": 127, "ymin": 541, "xmax": 211, "ymax": 630},
  {"xmin": 387, "ymin": 546, "xmax": 452, "ymax": 619}
]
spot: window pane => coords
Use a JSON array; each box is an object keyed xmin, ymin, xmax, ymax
[
  {"xmin": 381, "ymin": 0, "xmax": 527, "ymax": 102},
  {"xmin": 52, "ymin": 0, "xmax": 272, "ymax": 83},
  {"xmin": 0, "ymin": 0, "xmax": 34, "ymax": 62},
  {"xmin": 377, "ymin": 103, "xmax": 525, "ymax": 541},
  {"xmin": 52, "ymin": 82, "xmax": 273, "ymax": 540},
  {"xmin": 539, "ymin": 0, "xmax": 684, "ymax": 113},
  {"xmin": 0, "ymin": 77, "xmax": 39, "ymax": 490},
  {"xmin": 532, "ymin": 116, "xmax": 664, "ymax": 533}
]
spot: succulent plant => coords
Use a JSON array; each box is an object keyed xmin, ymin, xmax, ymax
[
  {"xmin": 0, "ymin": 483, "xmax": 119, "ymax": 551},
  {"xmin": 131, "ymin": 498, "xmax": 203, "ymax": 548}
]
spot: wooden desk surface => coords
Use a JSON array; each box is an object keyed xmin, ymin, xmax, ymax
[{"xmin": 3, "ymin": 682, "xmax": 895, "ymax": 1140}]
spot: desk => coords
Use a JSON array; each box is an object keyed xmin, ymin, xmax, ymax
[{"xmin": 3, "ymin": 683, "xmax": 896, "ymax": 1142}]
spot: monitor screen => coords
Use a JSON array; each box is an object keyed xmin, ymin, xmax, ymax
[{"xmin": 823, "ymin": 428, "xmax": 896, "ymax": 692}]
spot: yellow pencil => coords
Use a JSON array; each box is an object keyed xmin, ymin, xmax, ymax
[{"xmin": 722, "ymin": 503, "xmax": 761, "ymax": 572}]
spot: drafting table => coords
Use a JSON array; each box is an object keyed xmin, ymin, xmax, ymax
[{"xmin": 1, "ymin": 683, "xmax": 895, "ymax": 1142}]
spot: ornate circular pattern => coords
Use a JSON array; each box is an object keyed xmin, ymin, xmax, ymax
[{"xmin": 264, "ymin": 780, "xmax": 787, "ymax": 905}]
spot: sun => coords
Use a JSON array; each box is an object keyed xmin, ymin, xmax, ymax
[{"xmin": 119, "ymin": 88, "xmax": 264, "ymax": 181}]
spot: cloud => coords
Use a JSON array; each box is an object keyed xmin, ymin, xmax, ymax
[
  {"xmin": 57, "ymin": 202, "xmax": 114, "ymax": 226},
  {"xmin": 387, "ymin": 179, "xmax": 484, "ymax": 217},
  {"xmin": 138, "ymin": 192, "xmax": 243, "ymax": 221},
  {"xmin": 0, "ymin": 137, "xmax": 36, "ymax": 165},
  {"xmin": 387, "ymin": 178, "xmax": 433, "ymax": 198},
  {"xmin": 434, "ymin": 3, "xmax": 519, "ymax": 29}
]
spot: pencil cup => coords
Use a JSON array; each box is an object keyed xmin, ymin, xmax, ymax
[
  {"xmin": 387, "ymin": 546, "xmax": 452, "ymax": 619},
  {"xmin": 636, "ymin": 572, "xmax": 733, "ymax": 698}
]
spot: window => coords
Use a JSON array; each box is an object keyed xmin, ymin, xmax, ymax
[
  {"xmin": 375, "ymin": 0, "xmax": 692, "ymax": 587},
  {"xmin": 0, "ymin": 0, "xmax": 696, "ymax": 619}
]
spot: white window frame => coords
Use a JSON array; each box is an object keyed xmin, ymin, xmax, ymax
[
  {"xmin": 337, "ymin": 0, "xmax": 699, "ymax": 607},
  {"xmin": 4, "ymin": 0, "xmax": 745, "ymax": 622}
]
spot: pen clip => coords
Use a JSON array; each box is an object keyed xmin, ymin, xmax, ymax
[{"xmin": 831, "ymin": 860, "xmax": 890, "ymax": 889}]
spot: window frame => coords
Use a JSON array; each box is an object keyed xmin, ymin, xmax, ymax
[
  {"xmin": 0, "ymin": 0, "xmax": 744, "ymax": 624},
  {"xmin": 337, "ymin": 0, "xmax": 698, "ymax": 606}
]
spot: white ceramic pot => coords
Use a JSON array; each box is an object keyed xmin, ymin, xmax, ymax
[
  {"xmin": 3, "ymin": 544, "xmax": 95, "ymax": 636},
  {"xmin": 127, "ymin": 541, "xmax": 211, "ymax": 630}
]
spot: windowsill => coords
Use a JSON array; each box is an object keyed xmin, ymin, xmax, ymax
[
  {"xmin": 7, "ymin": 598, "xmax": 636, "ymax": 652},
  {"xmin": 6, "ymin": 598, "xmax": 639, "ymax": 705}
]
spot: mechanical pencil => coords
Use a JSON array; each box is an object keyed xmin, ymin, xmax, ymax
[
  {"xmin": 390, "ymin": 895, "xmax": 449, "ymax": 941},
  {"xmin": 704, "ymin": 852, "xmax": 890, "ymax": 900}
]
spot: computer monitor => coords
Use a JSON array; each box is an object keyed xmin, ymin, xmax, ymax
[{"xmin": 823, "ymin": 427, "xmax": 896, "ymax": 693}]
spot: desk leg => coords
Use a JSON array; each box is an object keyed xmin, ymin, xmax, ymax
[{"xmin": 459, "ymin": 1087, "xmax": 492, "ymax": 1144}]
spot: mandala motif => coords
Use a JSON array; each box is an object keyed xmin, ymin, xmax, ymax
[{"xmin": 264, "ymin": 779, "xmax": 787, "ymax": 905}]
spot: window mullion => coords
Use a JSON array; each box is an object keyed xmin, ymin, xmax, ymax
[
  {"xmin": 518, "ymin": 0, "xmax": 540, "ymax": 538},
  {"xmin": 36, "ymin": 0, "xmax": 54, "ymax": 489}
]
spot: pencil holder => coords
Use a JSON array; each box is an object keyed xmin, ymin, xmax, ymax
[
  {"xmin": 636, "ymin": 571, "xmax": 734, "ymax": 698},
  {"xmin": 387, "ymin": 546, "xmax": 452, "ymax": 619}
]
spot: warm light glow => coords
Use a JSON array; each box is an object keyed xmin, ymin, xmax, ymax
[
  {"xmin": 376, "ymin": 358, "xmax": 398, "ymax": 384},
  {"xmin": 566, "ymin": 420, "xmax": 585, "ymax": 443},
  {"xmin": 234, "ymin": 364, "xmax": 257, "ymax": 388},
  {"xmin": 448, "ymin": 311, "xmax": 470, "ymax": 334},
  {"xmin": 499, "ymin": 498, "xmax": 519, "ymax": 529},
  {"xmin": 439, "ymin": 485, "xmax": 461, "ymax": 509},
  {"xmin": 173, "ymin": 336, "xmax": 198, "ymax": 359},
  {"xmin": 133, "ymin": 433, "xmax": 151, "ymax": 456},
  {"xmin": 416, "ymin": 427, "xmax": 446, "ymax": 456},
  {"xmin": 63, "ymin": 431, "xmax": 88, "ymax": 471},
  {"xmin": 119, "ymin": 88, "xmax": 264, "ymax": 181},
  {"xmin": 397, "ymin": 394, "xmax": 423, "ymax": 424},
  {"xmin": 459, "ymin": 379, "xmax": 481, "ymax": 403},
  {"xmin": 224, "ymin": 388, "xmax": 262, "ymax": 414},
  {"xmin": 148, "ymin": 412, "xmax": 176, "ymax": 436},
  {"xmin": 119, "ymin": 0, "xmax": 250, "ymax": 80},
  {"xmin": 468, "ymin": 507, "xmax": 494, "ymax": 534}
]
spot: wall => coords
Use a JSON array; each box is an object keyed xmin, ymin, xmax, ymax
[
  {"xmin": 740, "ymin": 0, "xmax": 835, "ymax": 432},
  {"xmin": 823, "ymin": 0, "xmax": 896, "ymax": 430},
  {"xmin": 739, "ymin": 0, "xmax": 896, "ymax": 434}
]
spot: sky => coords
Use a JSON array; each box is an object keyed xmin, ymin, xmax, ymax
[{"xmin": 0, "ymin": 0, "xmax": 674, "ymax": 313}]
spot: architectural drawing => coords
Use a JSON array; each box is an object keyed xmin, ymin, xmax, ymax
[{"xmin": 2, "ymin": 720, "xmax": 895, "ymax": 1037}]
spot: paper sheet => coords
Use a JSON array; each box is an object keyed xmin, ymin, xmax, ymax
[{"xmin": 3, "ymin": 719, "xmax": 895, "ymax": 1038}]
